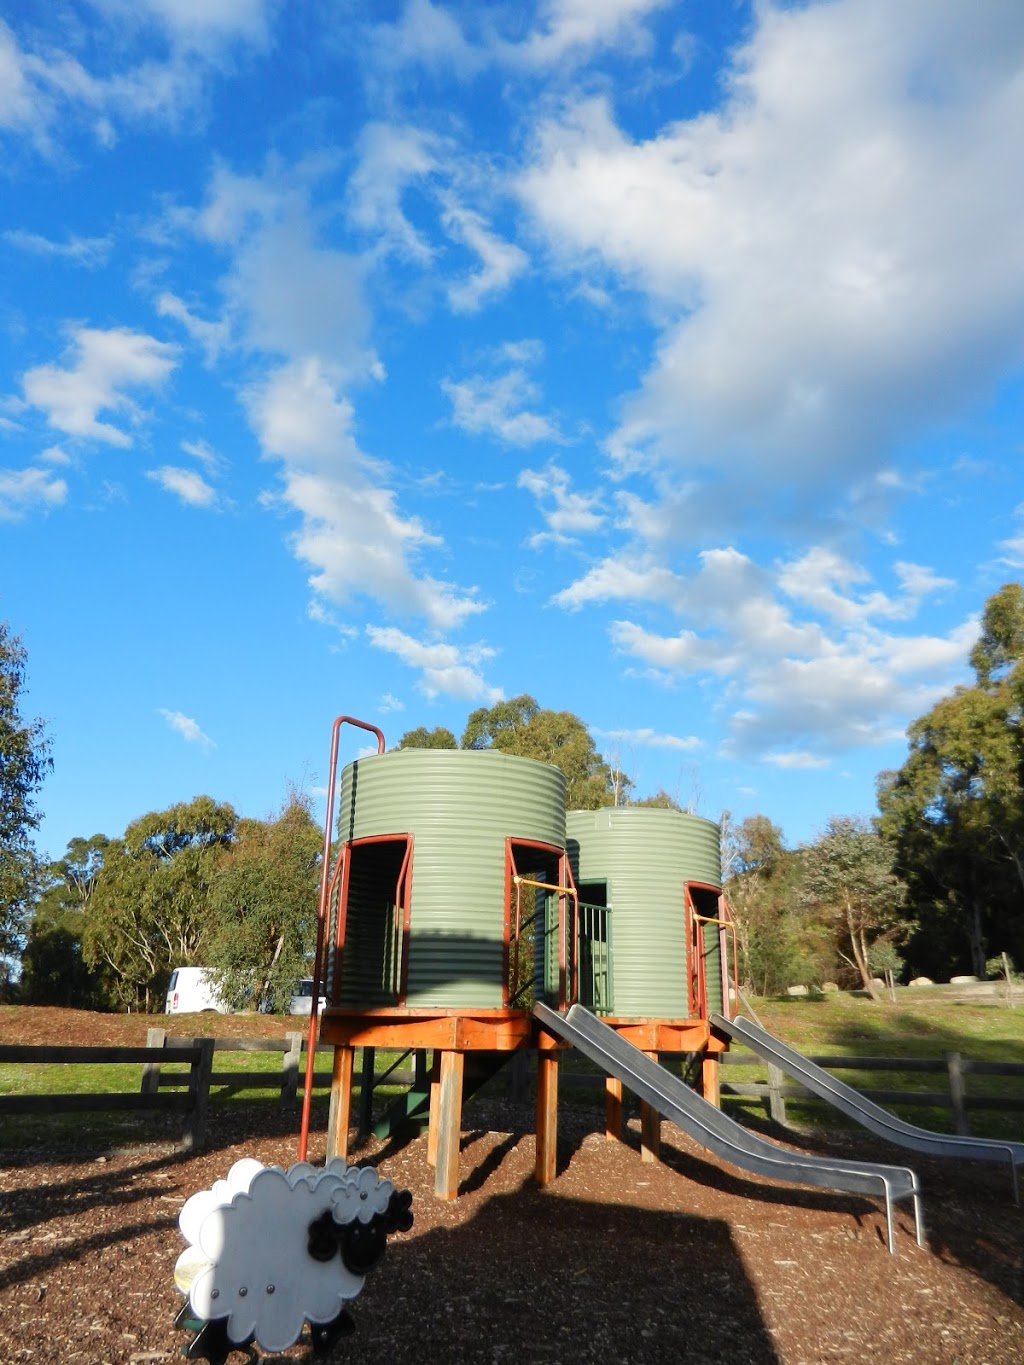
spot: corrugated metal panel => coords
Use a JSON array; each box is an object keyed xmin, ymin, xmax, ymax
[
  {"xmin": 334, "ymin": 749, "xmax": 565, "ymax": 1009},
  {"xmin": 566, "ymin": 807, "xmax": 721, "ymax": 1018}
]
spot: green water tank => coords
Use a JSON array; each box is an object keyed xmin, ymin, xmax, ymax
[
  {"xmin": 566, "ymin": 806, "xmax": 722, "ymax": 1018},
  {"xmin": 332, "ymin": 748, "xmax": 565, "ymax": 1009}
]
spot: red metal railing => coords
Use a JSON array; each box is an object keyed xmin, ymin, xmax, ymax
[{"xmin": 298, "ymin": 715, "xmax": 385, "ymax": 1161}]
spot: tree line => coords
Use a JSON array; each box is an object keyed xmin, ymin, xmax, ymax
[{"xmin": 1, "ymin": 585, "xmax": 1022, "ymax": 1010}]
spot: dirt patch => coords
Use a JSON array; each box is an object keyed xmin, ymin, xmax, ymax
[{"xmin": 1, "ymin": 1009, "xmax": 1022, "ymax": 1364}]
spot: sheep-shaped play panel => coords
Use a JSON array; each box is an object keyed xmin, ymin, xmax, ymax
[{"xmin": 173, "ymin": 1157, "xmax": 413, "ymax": 1362}]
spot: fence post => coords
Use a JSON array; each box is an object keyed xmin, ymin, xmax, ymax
[
  {"xmin": 140, "ymin": 1027, "xmax": 166, "ymax": 1095},
  {"xmin": 946, "ymin": 1051, "xmax": 970, "ymax": 1135},
  {"xmin": 180, "ymin": 1038, "xmax": 215, "ymax": 1152},
  {"xmin": 766, "ymin": 1061, "xmax": 787, "ymax": 1126},
  {"xmin": 281, "ymin": 1032, "xmax": 303, "ymax": 1106}
]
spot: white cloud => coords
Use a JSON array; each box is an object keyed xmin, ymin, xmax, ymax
[
  {"xmin": 347, "ymin": 123, "xmax": 440, "ymax": 263},
  {"xmin": 517, "ymin": 463, "xmax": 604, "ymax": 546},
  {"xmin": 0, "ymin": 4, "xmax": 274, "ymax": 155},
  {"xmin": 21, "ymin": 326, "xmax": 178, "ymax": 446},
  {"xmin": 366, "ymin": 625, "xmax": 502, "ymax": 701},
  {"xmin": 442, "ymin": 203, "xmax": 528, "ymax": 313},
  {"xmin": 180, "ymin": 438, "xmax": 225, "ymax": 473},
  {"xmin": 146, "ymin": 465, "xmax": 218, "ymax": 507},
  {"xmin": 553, "ymin": 552, "xmax": 682, "ymax": 609},
  {"xmin": 377, "ymin": 692, "xmax": 405, "ymax": 714},
  {"xmin": 156, "ymin": 292, "xmax": 230, "ymax": 364},
  {"xmin": 248, "ymin": 359, "xmax": 485, "ymax": 632},
  {"xmin": 159, "ymin": 707, "xmax": 215, "ymax": 747},
  {"xmin": 190, "ymin": 165, "xmax": 373, "ymax": 374},
  {"xmin": 604, "ymin": 546, "xmax": 975, "ymax": 760},
  {"xmin": 598, "ymin": 725, "xmax": 700, "ymax": 752},
  {"xmin": 365, "ymin": 0, "xmax": 483, "ymax": 81},
  {"xmin": 443, "ymin": 362, "xmax": 564, "ymax": 448},
  {"xmin": 3, "ymin": 229, "xmax": 111, "ymax": 267},
  {"xmin": 517, "ymin": 2, "xmax": 1024, "ymax": 520},
  {"xmin": 504, "ymin": 0, "xmax": 667, "ymax": 68},
  {"xmin": 997, "ymin": 504, "xmax": 1024, "ymax": 569},
  {"xmin": 0, "ymin": 466, "xmax": 67, "ymax": 519}
]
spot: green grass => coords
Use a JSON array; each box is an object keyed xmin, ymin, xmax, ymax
[
  {"xmin": 722, "ymin": 988, "xmax": 1024, "ymax": 1140},
  {"xmin": 2, "ymin": 993, "xmax": 1023, "ymax": 1150}
]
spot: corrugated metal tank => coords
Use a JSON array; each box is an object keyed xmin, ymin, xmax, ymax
[
  {"xmin": 566, "ymin": 807, "xmax": 722, "ymax": 1018},
  {"xmin": 333, "ymin": 748, "xmax": 565, "ymax": 1009}
]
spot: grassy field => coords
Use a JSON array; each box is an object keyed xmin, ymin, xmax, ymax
[{"xmin": 1, "ymin": 990, "xmax": 1022, "ymax": 1149}]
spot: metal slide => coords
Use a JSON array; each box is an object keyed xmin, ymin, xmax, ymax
[
  {"xmin": 712, "ymin": 1012, "xmax": 1024, "ymax": 1204},
  {"xmin": 533, "ymin": 1002, "xmax": 924, "ymax": 1255}
]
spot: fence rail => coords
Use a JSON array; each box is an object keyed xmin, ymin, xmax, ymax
[{"xmin": 1, "ymin": 1033, "xmax": 1021, "ymax": 1149}]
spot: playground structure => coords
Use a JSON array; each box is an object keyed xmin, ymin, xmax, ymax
[{"xmin": 296, "ymin": 714, "xmax": 1024, "ymax": 1252}]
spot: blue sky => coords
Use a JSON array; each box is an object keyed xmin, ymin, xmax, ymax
[{"xmin": 2, "ymin": 0, "xmax": 1023, "ymax": 862}]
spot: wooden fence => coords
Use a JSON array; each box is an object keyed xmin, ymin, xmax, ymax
[{"xmin": 0, "ymin": 1033, "xmax": 1021, "ymax": 1151}]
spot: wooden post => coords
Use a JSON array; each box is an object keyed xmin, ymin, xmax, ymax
[
  {"xmin": 281, "ymin": 1031, "xmax": 302, "ymax": 1106},
  {"xmin": 701, "ymin": 1051, "xmax": 720, "ymax": 1108},
  {"xmin": 326, "ymin": 1045, "xmax": 355, "ymax": 1161},
  {"xmin": 640, "ymin": 1051, "xmax": 660, "ymax": 1163},
  {"xmin": 357, "ymin": 1046, "xmax": 375, "ymax": 1137},
  {"xmin": 535, "ymin": 1052, "xmax": 559, "ymax": 1188},
  {"xmin": 140, "ymin": 1027, "xmax": 165, "ymax": 1095},
  {"xmin": 180, "ymin": 1037, "xmax": 214, "ymax": 1152},
  {"xmin": 427, "ymin": 1052, "xmax": 441, "ymax": 1168},
  {"xmin": 605, "ymin": 1074, "xmax": 624, "ymax": 1142},
  {"xmin": 434, "ymin": 1050, "xmax": 464, "ymax": 1200},
  {"xmin": 946, "ymin": 1051, "xmax": 969, "ymax": 1136},
  {"xmin": 767, "ymin": 1061, "xmax": 787, "ymax": 1125}
]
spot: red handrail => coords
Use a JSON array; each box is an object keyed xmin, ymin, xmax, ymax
[{"xmin": 298, "ymin": 716, "xmax": 385, "ymax": 1161}]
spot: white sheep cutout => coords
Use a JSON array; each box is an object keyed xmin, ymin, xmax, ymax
[{"xmin": 174, "ymin": 1156, "xmax": 413, "ymax": 1360}]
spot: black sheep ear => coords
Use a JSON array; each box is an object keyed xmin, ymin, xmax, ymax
[
  {"xmin": 307, "ymin": 1209, "xmax": 341, "ymax": 1263},
  {"xmin": 385, "ymin": 1188, "xmax": 414, "ymax": 1233}
]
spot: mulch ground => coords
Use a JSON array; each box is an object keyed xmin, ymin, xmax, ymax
[{"xmin": 1, "ymin": 1008, "xmax": 1022, "ymax": 1364}]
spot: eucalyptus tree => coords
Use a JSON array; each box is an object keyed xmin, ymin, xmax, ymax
[
  {"xmin": 206, "ymin": 796, "xmax": 322, "ymax": 1011},
  {"xmin": 84, "ymin": 796, "xmax": 237, "ymax": 1010},
  {"xmin": 461, "ymin": 694, "xmax": 627, "ymax": 808},
  {"xmin": 800, "ymin": 816, "xmax": 910, "ymax": 1001},
  {"xmin": 722, "ymin": 813, "xmax": 819, "ymax": 995},
  {"xmin": 877, "ymin": 582, "xmax": 1024, "ymax": 977},
  {"xmin": 0, "ymin": 623, "xmax": 52, "ymax": 970},
  {"xmin": 21, "ymin": 835, "xmax": 113, "ymax": 1007}
]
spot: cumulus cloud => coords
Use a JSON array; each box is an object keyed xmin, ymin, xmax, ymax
[
  {"xmin": 347, "ymin": 123, "xmax": 440, "ymax": 263},
  {"xmin": 0, "ymin": 466, "xmax": 67, "ymax": 519},
  {"xmin": 517, "ymin": 1, "xmax": 1024, "ymax": 520},
  {"xmin": 248, "ymin": 359, "xmax": 484, "ymax": 633},
  {"xmin": 159, "ymin": 708, "xmax": 215, "ymax": 747},
  {"xmin": 22, "ymin": 326, "xmax": 178, "ymax": 446},
  {"xmin": 442, "ymin": 203, "xmax": 528, "ymax": 313},
  {"xmin": 147, "ymin": 465, "xmax": 218, "ymax": 507},
  {"xmin": 502, "ymin": 0, "xmax": 668, "ymax": 68},
  {"xmin": 443, "ymin": 356, "xmax": 564, "ymax": 447},
  {"xmin": 366, "ymin": 625, "xmax": 502, "ymax": 701},
  {"xmin": 602, "ymin": 545, "xmax": 976, "ymax": 761},
  {"xmin": 3, "ymin": 229, "xmax": 111, "ymax": 267},
  {"xmin": 597, "ymin": 725, "xmax": 700, "ymax": 752},
  {"xmin": 518, "ymin": 462, "xmax": 605, "ymax": 546}
]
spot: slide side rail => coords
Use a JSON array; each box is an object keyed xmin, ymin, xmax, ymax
[
  {"xmin": 711, "ymin": 1012, "xmax": 1023, "ymax": 1204},
  {"xmin": 533, "ymin": 1002, "xmax": 922, "ymax": 1255}
]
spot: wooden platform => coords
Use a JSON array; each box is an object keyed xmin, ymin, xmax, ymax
[{"xmin": 318, "ymin": 1007, "xmax": 724, "ymax": 1199}]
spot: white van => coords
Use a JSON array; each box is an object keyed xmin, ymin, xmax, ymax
[
  {"xmin": 287, "ymin": 977, "xmax": 327, "ymax": 1015},
  {"xmin": 165, "ymin": 966, "xmax": 231, "ymax": 1014}
]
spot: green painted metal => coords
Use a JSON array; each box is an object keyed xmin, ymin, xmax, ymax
[
  {"xmin": 334, "ymin": 748, "xmax": 565, "ymax": 1009},
  {"xmin": 566, "ymin": 806, "xmax": 722, "ymax": 1019}
]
